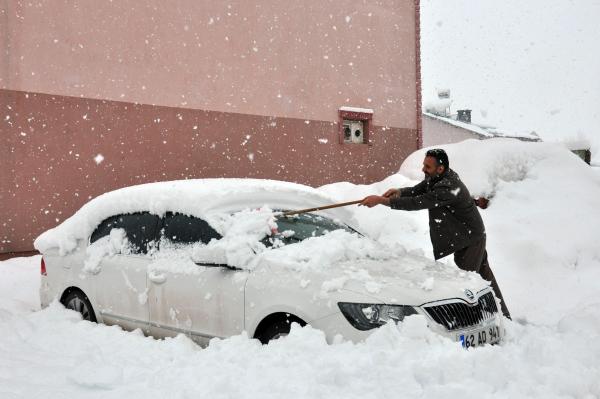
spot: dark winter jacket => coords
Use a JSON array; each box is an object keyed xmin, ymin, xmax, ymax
[{"xmin": 390, "ymin": 168, "xmax": 485, "ymax": 260}]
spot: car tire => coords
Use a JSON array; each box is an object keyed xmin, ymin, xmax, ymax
[
  {"xmin": 258, "ymin": 320, "xmax": 292, "ymax": 344},
  {"xmin": 257, "ymin": 318, "xmax": 305, "ymax": 344},
  {"xmin": 62, "ymin": 290, "xmax": 97, "ymax": 322}
]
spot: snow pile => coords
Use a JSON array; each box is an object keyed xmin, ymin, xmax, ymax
[
  {"xmin": 322, "ymin": 138, "xmax": 600, "ymax": 325},
  {"xmin": 0, "ymin": 257, "xmax": 599, "ymax": 398},
  {"xmin": 399, "ymin": 138, "xmax": 588, "ymax": 196},
  {"xmin": 319, "ymin": 173, "xmax": 430, "ymax": 250},
  {"xmin": 3, "ymin": 139, "xmax": 600, "ymax": 397},
  {"xmin": 192, "ymin": 207, "xmax": 279, "ymax": 269},
  {"xmin": 0, "ymin": 257, "xmax": 40, "ymax": 317}
]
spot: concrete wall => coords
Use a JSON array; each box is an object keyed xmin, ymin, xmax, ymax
[{"xmin": 0, "ymin": 0, "xmax": 421, "ymax": 254}]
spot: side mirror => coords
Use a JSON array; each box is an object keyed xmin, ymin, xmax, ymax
[
  {"xmin": 191, "ymin": 246, "xmax": 245, "ymax": 270},
  {"xmin": 192, "ymin": 245, "xmax": 228, "ymax": 265}
]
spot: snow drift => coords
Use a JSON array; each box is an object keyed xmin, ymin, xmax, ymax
[
  {"xmin": 2, "ymin": 138, "xmax": 599, "ymax": 398},
  {"xmin": 323, "ymin": 138, "xmax": 600, "ymax": 325}
]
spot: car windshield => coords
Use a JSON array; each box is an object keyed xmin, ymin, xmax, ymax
[{"xmin": 263, "ymin": 213, "xmax": 358, "ymax": 247}]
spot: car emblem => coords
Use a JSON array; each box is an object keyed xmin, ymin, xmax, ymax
[{"xmin": 464, "ymin": 289, "xmax": 475, "ymax": 301}]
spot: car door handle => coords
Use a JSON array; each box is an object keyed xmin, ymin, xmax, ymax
[{"xmin": 148, "ymin": 271, "xmax": 167, "ymax": 284}]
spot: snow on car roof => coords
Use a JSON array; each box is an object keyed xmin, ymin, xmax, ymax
[{"xmin": 34, "ymin": 178, "xmax": 357, "ymax": 254}]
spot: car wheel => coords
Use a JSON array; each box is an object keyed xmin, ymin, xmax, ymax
[
  {"xmin": 63, "ymin": 290, "xmax": 97, "ymax": 322},
  {"xmin": 258, "ymin": 319, "xmax": 302, "ymax": 344}
]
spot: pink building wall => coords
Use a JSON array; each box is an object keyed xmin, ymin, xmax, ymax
[{"xmin": 1, "ymin": 0, "xmax": 422, "ymax": 255}]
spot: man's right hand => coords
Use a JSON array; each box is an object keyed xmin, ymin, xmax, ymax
[{"xmin": 383, "ymin": 188, "xmax": 400, "ymax": 198}]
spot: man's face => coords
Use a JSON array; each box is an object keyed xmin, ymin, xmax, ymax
[{"xmin": 422, "ymin": 156, "xmax": 445, "ymax": 178}]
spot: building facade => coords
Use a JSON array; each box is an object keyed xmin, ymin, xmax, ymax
[{"xmin": 1, "ymin": 1, "xmax": 422, "ymax": 255}]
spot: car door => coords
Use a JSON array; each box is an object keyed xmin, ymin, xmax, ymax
[
  {"xmin": 148, "ymin": 213, "xmax": 248, "ymax": 346},
  {"xmin": 90, "ymin": 212, "xmax": 160, "ymax": 333}
]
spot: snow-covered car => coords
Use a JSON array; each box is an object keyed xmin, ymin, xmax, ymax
[{"xmin": 36, "ymin": 179, "xmax": 504, "ymax": 348}]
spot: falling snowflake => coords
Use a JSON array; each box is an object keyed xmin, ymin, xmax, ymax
[{"xmin": 94, "ymin": 154, "xmax": 104, "ymax": 165}]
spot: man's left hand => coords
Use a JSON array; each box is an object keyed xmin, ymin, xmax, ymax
[{"xmin": 359, "ymin": 195, "xmax": 390, "ymax": 208}]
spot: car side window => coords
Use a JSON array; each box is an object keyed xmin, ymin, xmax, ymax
[
  {"xmin": 161, "ymin": 213, "xmax": 222, "ymax": 245},
  {"xmin": 90, "ymin": 212, "xmax": 161, "ymax": 254}
]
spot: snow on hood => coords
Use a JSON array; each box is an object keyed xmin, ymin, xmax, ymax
[
  {"xmin": 34, "ymin": 178, "xmax": 356, "ymax": 255},
  {"xmin": 334, "ymin": 257, "xmax": 486, "ymax": 305},
  {"xmin": 254, "ymin": 230, "xmax": 486, "ymax": 303}
]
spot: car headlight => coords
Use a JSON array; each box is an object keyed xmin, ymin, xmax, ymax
[{"xmin": 337, "ymin": 302, "xmax": 418, "ymax": 331}]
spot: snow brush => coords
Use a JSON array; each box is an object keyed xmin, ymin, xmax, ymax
[
  {"xmin": 280, "ymin": 200, "xmax": 363, "ymax": 217},
  {"xmin": 277, "ymin": 196, "xmax": 490, "ymax": 217}
]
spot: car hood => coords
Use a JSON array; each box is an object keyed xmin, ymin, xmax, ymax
[
  {"xmin": 259, "ymin": 253, "xmax": 491, "ymax": 307},
  {"xmin": 339, "ymin": 258, "xmax": 490, "ymax": 306}
]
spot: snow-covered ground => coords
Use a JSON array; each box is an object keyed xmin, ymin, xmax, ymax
[{"xmin": 1, "ymin": 139, "xmax": 599, "ymax": 398}]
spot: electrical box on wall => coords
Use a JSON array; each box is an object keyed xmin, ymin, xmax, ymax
[
  {"xmin": 338, "ymin": 106, "xmax": 373, "ymax": 145},
  {"xmin": 343, "ymin": 120, "xmax": 364, "ymax": 143}
]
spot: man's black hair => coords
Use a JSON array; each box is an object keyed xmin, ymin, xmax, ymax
[{"xmin": 426, "ymin": 149, "xmax": 449, "ymax": 170}]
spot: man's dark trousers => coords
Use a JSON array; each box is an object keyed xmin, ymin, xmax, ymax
[{"xmin": 453, "ymin": 235, "xmax": 511, "ymax": 319}]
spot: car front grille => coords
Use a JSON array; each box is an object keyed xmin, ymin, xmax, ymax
[{"xmin": 423, "ymin": 292, "xmax": 498, "ymax": 331}]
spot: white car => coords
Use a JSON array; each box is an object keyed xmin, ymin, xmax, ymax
[{"xmin": 37, "ymin": 179, "xmax": 504, "ymax": 348}]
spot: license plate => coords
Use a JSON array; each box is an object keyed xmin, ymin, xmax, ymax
[{"xmin": 459, "ymin": 325, "xmax": 501, "ymax": 348}]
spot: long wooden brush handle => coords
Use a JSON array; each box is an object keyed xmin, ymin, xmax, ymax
[{"xmin": 281, "ymin": 200, "xmax": 363, "ymax": 216}]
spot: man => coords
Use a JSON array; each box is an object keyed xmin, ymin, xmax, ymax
[{"xmin": 359, "ymin": 149, "xmax": 511, "ymax": 319}]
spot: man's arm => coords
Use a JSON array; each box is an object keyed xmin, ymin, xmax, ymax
[
  {"xmin": 359, "ymin": 180, "xmax": 436, "ymax": 209},
  {"xmin": 398, "ymin": 179, "xmax": 427, "ymax": 198},
  {"xmin": 390, "ymin": 182, "xmax": 457, "ymax": 211}
]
